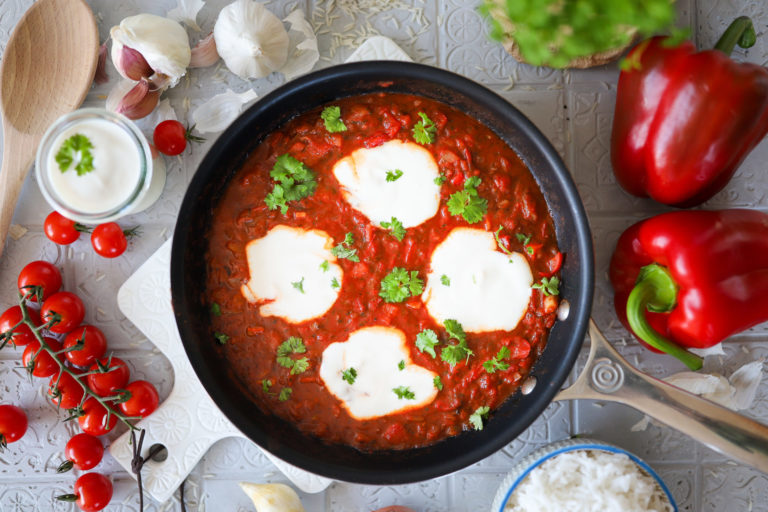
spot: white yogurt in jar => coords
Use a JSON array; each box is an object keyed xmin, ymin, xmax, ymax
[
  {"xmin": 45, "ymin": 118, "xmax": 141, "ymax": 214},
  {"xmin": 36, "ymin": 108, "xmax": 164, "ymax": 224}
]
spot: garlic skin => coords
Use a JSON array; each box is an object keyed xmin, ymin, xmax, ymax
[
  {"xmin": 190, "ymin": 33, "xmax": 220, "ymax": 68},
  {"xmin": 192, "ymin": 88, "xmax": 258, "ymax": 133},
  {"xmin": 238, "ymin": 482, "xmax": 305, "ymax": 512},
  {"xmin": 167, "ymin": 0, "xmax": 205, "ymax": 32},
  {"xmin": 281, "ymin": 10, "xmax": 319, "ymax": 81},
  {"xmin": 110, "ymin": 14, "xmax": 191, "ymax": 87},
  {"xmin": 213, "ymin": 0, "xmax": 289, "ymax": 79}
]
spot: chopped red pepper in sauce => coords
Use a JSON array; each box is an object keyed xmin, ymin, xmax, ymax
[{"xmin": 205, "ymin": 93, "xmax": 561, "ymax": 450}]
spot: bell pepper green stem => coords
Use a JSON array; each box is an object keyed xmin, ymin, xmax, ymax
[
  {"xmin": 714, "ymin": 16, "xmax": 756, "ymax": 55},
  {"xmin": 626, "ymin": 264, "xmax": 703, "ymax": 371}
]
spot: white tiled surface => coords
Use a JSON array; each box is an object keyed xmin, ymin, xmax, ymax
[{"xmin": 1, "ymin": 0, "xmax": 767, "ymax": 510}]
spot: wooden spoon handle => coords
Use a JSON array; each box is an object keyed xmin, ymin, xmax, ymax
[{"xmin": 0, "ymin": 130, "xmax": 39, "ymax": 258}]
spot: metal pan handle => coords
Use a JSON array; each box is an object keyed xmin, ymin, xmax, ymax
[{"xmin": 555, "ymin": 319, "xmax": 768, "ymax": 473}]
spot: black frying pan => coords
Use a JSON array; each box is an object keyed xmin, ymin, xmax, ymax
[{"xmin": 170, "ymin": 62, "xmax": 594, "ymax": 484}]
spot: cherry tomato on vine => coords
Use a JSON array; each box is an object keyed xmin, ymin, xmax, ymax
[
  {"xmin": 0, "ymin": 306, "xmax": 41, "ymax": 346},
  {"xmin": 58, "ymin": 433, "xmax": 104, "ymax": 472},
  {"xmin": 22, "ymin": 337, "xmax": 62, "ymax": 378},
  {"xmin": 41, "ymin": 291, "xmax": 85, "ymax": 334},
  {"xmin": 0, "ymin": 404, "xmax": 27, "ymax": 448},
  {"xmin": 87, "ymin": 357, "xmax": 130, "ymax": 397},
  {"xmin": 17, "ymin": 260, "xmax": 62, "ymax": 302},
  {"xmin": 63, "ymin": 326, "xmax": 107, "ymax": 368},
  {"xmin": 78, "ymin": 398, "xmax": 117, "ymax": 436},
  {"xmin": 153, "ymin": 120, "xmax": 205, "ymax": 156},
  {"xmin": 90, "ymin": 223, "xmax": 139, "ymax": 258},
  {"xmin": 44, "ymin": 211, "xmax": 90, "ymax": 245},
  {"xmin": 118, "ymin": 380, "xmax": 159, "ymax": 418},
  {"xmin": 57, "ymin": 472, "xmax": 113, "ymax": 512},
  {"xmin": 48, "ymin": 371, "xmax": 85, "ymax": 410}
]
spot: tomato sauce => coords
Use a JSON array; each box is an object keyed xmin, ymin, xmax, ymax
[{"xmin": 205, "ymin": 93, "xmax": 561, "ymax": 450}]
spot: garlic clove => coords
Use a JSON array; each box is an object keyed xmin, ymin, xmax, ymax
[
  {"xmin": 94, "ymin": 41, "xmax": 110, "ymax": 85},
  {"xmin": 115, "ymin": 78, "xmax": 160, "ymax": 120},
  {"xmin": 110, "ymin": 14, "xmax": 191, "ymax": 87},
  {"xmin": 167, "ymin": 0, "xmax": 205, "ymax": 32},
  {"xmin": 192, "ymin": 88, "xmax": 257, "ymax": 133},
  {"xmin": 238, "ymin": 482, "xmax": 305, "ymax": 512},
  {"xmin": 114, "ymin": 44, "xmax": 154, "ymax": 81},
  {"xmin": 280, "ymin": 10, "xmax": 319, "ymax": 81},
  {"xmin": 190, "ymin": 33, "xmax": 220, "ymax": 68},
  {"xmin": 213, "ymin": 0, "xmax": 289, "ymax": 79}
]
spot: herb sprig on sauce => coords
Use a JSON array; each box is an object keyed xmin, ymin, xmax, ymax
[
  {"xmin": 321, "ymin": 106, "xmax": 346, "ymax": 133},
  {"xmin": 379, "ymin": 267, "xmax": 424, "ymax": 303},
  {"xmin": 276, "ymin": 336, "xmax": 309, "ymax": 375},
  {"xmin": 447, "ymin": 176, "xmax": 487, "ymax": 224},
  {"xmin": 413, "ymin": 112, "xmax": 436, "ymax": 144},
  {"xmin": 331, "ymin": 232, "xmax": 359, "ymax": 262},
  {"xmin": 264, "ymin": 154, "xmax": 317, "ymax": 214}
]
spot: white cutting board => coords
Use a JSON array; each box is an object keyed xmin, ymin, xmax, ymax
[{"xmin": 109, "ymin": 36, "xmax": 413, "ymax": 504}]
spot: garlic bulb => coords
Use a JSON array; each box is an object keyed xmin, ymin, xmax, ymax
[
  {"xmin": 213, "ymin": 0, "xmax": 289, "ymax": 79},
  {"xmin": 110, "ymin": 14, "xmax": 191, "ymax": 87},
  {"xmin": 239, "ymin": 482, "xmax": 305, "ymax": 512}
]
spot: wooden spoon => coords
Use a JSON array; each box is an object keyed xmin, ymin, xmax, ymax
[{"xmin": 0, "ymin": 0, "xmax": 99, "ymax": 258}]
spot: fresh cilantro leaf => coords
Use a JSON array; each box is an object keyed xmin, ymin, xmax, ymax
[
  {"xmin": 278, "ymin": 387, "xmax": 292, "ymax": 401},
  {"xmin": 434, "ymin": 174, "xmax": 446, "ymax": 186},
  {"xmin": 441, "ymin": 341, "xmax": 474, "ymax": 366},
  {"xmin": 381, "ymin": 217, "xmax": 406, "ymax": 241},
  {"xmin": 441, "ymin": 274, "xmax": 450, "ymax": 286},
  {"xmin": 516, "ymin": 233, "xmax": 532, "ymax": 245},
  {"xmin": 393, "ymin": 386, "xmax": 416, "ymax": 400},
  {"xmin": 398, "ymin": 360, "xmax": 405, "ymax": 371},
  {"xmin": 379, "ymin": 267, "xmax": 424, "ymax": 303},
  {"xmin": 386, "ymin": 169, "xmax": 404, "ymax": 182},
  {"xmin": 532, "ymin": 276, "xmax": 560, "ymax": 296},
  {"xmin": 261, "ymin": 379, "xmax": 273, "ymax": 394},
  {"xmin": 319, "ymin": 260, "xmax": 330, "ymax": 272},
  {"xmin": 447, "ymin": 177, "xmax": 487, "ymax": 224},
  {"xmin": 440, "ymin": 319, "xmax": 473, "ymax": 366},
  {"xmin": 210, "ymin": 303, "xmax": 222, "ymax": 316},
  {"xmin": 433, "ymin": 375, "xmax": 443, "ymax": 390},
  {"xmin": 291, "ymin": 277, "xmax": 305, "ymax": 294},
  {"xmin": 55, "ymin": 133, "xmax": 94, "ymax": 176},
  {"xmin": 469, "ymin": 406, "xmax": 490, "ymax": 430},
  {"xmin": 265, "ymin": 154, "xmax": 317, "ymax": 214},
  {"xmin": 214, "ymin": 332, "xmax": 229, "ymax": 345},
  {"xmin": 494, "ymin": 227, "xmax": 515, "ymax": 262},
  {"xmin": 483, "ymin": 346, "xmax": 511, "ymax": 373},
  {"xmin": 443, "ymin": 319, "xmax": 466, "ymax": 344},
  {"xmin": 321, "ymin": 106, "xmax": 346, "ymax": 133},
  {"xmin": 331, "ymin": 277, "xmax": 340, "ymax": 289},
  {"xmin": 413, "ymin": 112, "xmax": 436, "ymax": 144},
  {"xmin": 277, "ymin": 336, "xmax": 307, "ymax": 370},
  {"xmin": 291, "ymin": 357, "xmax": 309, "ymax": 375},
  {"xmin": 331, "ymin": 232, "xmax": 359, "ymax": 262},
  {"xmin": 342, "ymin": 367, "xmax": 357, "ymax": 385},
  {"xmin": 415, "ymin": 329, "xmax": 439, "ymax": 358}
]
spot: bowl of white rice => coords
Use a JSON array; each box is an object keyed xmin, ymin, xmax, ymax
[{"xmin": 491, "ymin": 438, "xmax": 677, "ymax": 512}]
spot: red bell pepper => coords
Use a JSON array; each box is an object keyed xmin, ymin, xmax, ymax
[
  {"xmin": 609, "ymin": 209, "xmax": 768, "ymax": 370},
  {"xmin": 611, "ymin": 17, "xmax": 768, "ymax": 207}
]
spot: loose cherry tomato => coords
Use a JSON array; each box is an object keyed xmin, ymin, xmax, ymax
[
  {"xmin": 0, "ymin": 306, "xmax": 41, "ymax": 346},
  {"xmin": 118, "ymin": 380, "xmax": 159, "ymax": 418},
  {"xmin": 59, "ymin": 472, "xmax": 113, "ymax": 512},
  {"xmin": 78, "ymin": 398, "xmax": 117, "ymax": 436},
  {"xmin": 48, "ymin": 371, "xmax": 85, "ymax": 410},
  {"xmin": 153, "ymin": 120, "xmax": 204, "ymax": 156},
  {"xmin": 44, "ymin": 211, "xmax": 90, "ymax": 245},
  {"xmin": 17, "ymin": 260, "xmax": 62, "ymax": 302},
  {"xmin": 41, "ymin": 291, "xmax": 85, "ymax": 334},
  {"xmin": 0, "ymin": 404, "xmax": 28, "ymax": 447},
  {"xmin": 60, "ymin": 433, "xmax": 104, "ymax": 472},
  {"xmin": 87, "ymin": 357, "xmax": 130, "ymax": 397},
  {"xmin": 90, "ymin": 223, "xmax": 136, "ymax": 258},
  {"xmin": 63, "ymin": 326, "xmax": 107, "ymax": 368},
  {"xmin": 22, "ymin": 337, "xmax": 62, "ymax": 378}
]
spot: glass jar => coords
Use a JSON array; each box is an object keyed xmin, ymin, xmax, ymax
[{"xmin": 35, "ymin": 108, "xmax": 166, "ymax": 224}]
